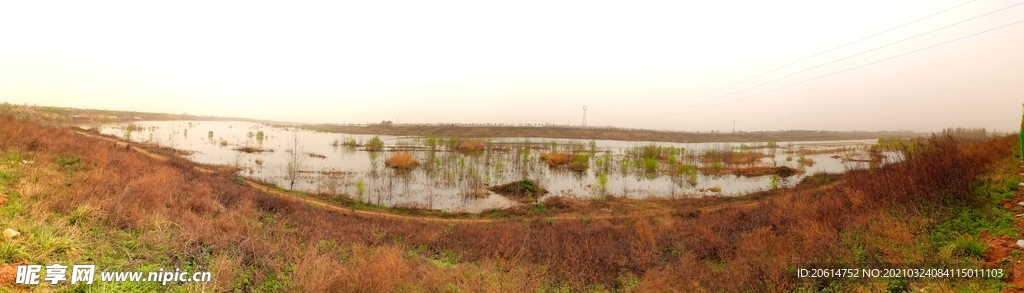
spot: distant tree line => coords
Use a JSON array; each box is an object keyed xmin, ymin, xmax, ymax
[{"xmin": 941, "ymin": 127, "xmax": 990, "ymax": 142}]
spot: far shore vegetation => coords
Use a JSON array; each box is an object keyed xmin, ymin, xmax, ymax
[{"xmin": 0, "ymin": 103, "xmax": 928, "ymax": 143}]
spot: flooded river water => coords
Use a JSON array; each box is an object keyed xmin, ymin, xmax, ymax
[{"xmin": 98, "ymin": 121, "xmax": 898, "ymax": 212}]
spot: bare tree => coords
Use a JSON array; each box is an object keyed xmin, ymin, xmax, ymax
[
  {"xmin": 167, "ymin": 126, "xmax": 178, "ymax": 150},
  {"xmin": 285, "ymin": 131, "xmax": 306, "ymax": 190}
]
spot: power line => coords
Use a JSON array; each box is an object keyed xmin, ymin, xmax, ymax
[
  {"xmin": 640, "ymin": 1, "xmax": 1023, "ymax": 120},
  {"xmin": 612, "ymin": 0, "xmax": 951, "ymax": 120},
  {"xmin": 665, "ymin": 18, "xmax": 1024, "ymax": 118},
  {"xmin": 700, "ymin": 0, "xmax": 975, "ymax": 97}
]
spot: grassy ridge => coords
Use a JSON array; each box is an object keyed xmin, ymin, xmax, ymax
[{"xmin": 0, "ymin": 115, "xmax": 1016, "ymax": 291}]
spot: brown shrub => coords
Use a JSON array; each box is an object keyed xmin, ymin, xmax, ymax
[
  {"xmin": 630, "ymin": 219, "xmax": 658, "ymax": 266},
  {"xmin": 328, "ymin": 245, "xmax": 413, "ymax": 292},
  {"xmin": 209, "ymin": 254, "xmax": 241, "ymax": 290},
  {"xmin": 292, "ymin": 249, "xmax": 344, "ymax": 292},
  {"xmin": 384, "ymin": 152, "xmax": 419, "ymax": 169},
  {"xmin": 539, "ymin": 152, "xmax": 571, "ymax": 165},
  {"xmin": 456, "ymin": 140, "xmax": 486, "ymax": 152}
]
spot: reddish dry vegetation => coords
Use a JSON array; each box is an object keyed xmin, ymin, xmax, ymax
[
  {"xmin": 0, "ymin": 116, "xmax": 1013, "ymax": 291},
  {"xmin": 384, "ymin": 152, "xmax": 419, "ymax": 169},
  {"xmin": 455, "ymin": 140, "xmax": 485, "ymax": 152}
]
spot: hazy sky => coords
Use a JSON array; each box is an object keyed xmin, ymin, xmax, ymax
[{"xmin": 1, "ymin": 1, "xmax": 1022, "ymax": 132}]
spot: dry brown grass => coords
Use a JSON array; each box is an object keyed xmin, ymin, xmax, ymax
[
  {"xmin": 456, "ymin": 140, "xmax": 485, "ymax": 152},
  {"xmin": 539, "ymin": 152, "xmax": 571, "ymax": 165},
  {"xmin": 542, "ymin": 196, "xmax": 590, "ymax": 210},
  {"xmin": 384, "ymin": 152, "xmax": 419, "ymax": 169}
]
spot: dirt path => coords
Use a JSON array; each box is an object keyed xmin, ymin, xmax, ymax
[{"xmin": 71, "ymin": 129, "xmax": 762, "ymax": 224}]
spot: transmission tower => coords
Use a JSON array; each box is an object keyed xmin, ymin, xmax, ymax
[{"xmin": 582, "ymin": 106, "xmax": 587, "ymax": 128}]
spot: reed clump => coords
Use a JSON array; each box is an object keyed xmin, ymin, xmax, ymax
[
  {"xmin": 457, "ymin": 140, "xmax": 486, "ymax": 152},
  {"xmin": 489, "ymin": 179, "xmax": 546, "ymax": 202},
  {"xmin": 700, "ymin": 149, "xmax": 767, "ymax": 165},
  {"xmin": 233, "ymin": 146, "xmax": 274, "ymax": 153},
  {"xmin": 539, "ymin": 152, "xmax": 571, "ymax": 165},
  {"xmin": 797, "ymin": 156, "xmax": 815, "ymax": 166},
  {"xmin": 366, "ymin": 136, "xmax": 385, "ymax": 151},
  {"xmin": 569, "ymin": 153, "xmax": 590, "ymax": 171},
  {"xmin": 384, "ymin": 152, "xmax": 419, "ymax": 169}
]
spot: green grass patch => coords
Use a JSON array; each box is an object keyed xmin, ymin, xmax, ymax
[
  {"xmin": 930, "ymin": 173, "xmax": 1020, "ymax": 249},
  {"xmin": 483, "ymin": 209, "xmax": 513, "ymax": 218},
  {"xmin": 639, "ymin": 157, "xmax": 659, "ymax": 172},
  {"xmin": 366, "ymin": 135, "xmax": 385, "ymax": 151},
  {"xmin": 351, "ymin": 200, "xmax": 389, "ymax": 211},
  {"xmin": 939, "ymin": 234, "xmax": 987, "ymax": 260},
  {"xmin": 0, "ymin": 242, "xmax": 28, "ymax": 263},
  {"xmin": 489, "ymin": 179, "xmax": 544, "ymax": 200},
  {"xmin": 929, "ymin": 205, "xmax": 1016, "ymax": 247},
  {"xmin": 570, "ymin": 153, "xmax": 590, "ymax": 171},
  {"xmin": 531, "ymin": 203, "xmax": 557, "ymax": 214},
  {"xmin": 56, "ymin": 153, "xmax": 87, "ymax": 172},
  {"xmin": 429, "ymin": 251, "xmax": 462, "ymax": 269},
  {"xmin": 263, "ymin": 182, "xmax": 310, "ymax": 197}
]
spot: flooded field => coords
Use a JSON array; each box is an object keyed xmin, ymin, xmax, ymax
[{"xmin": 98, "ymin": 121, "xmax": 900, "ymax": 212}]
